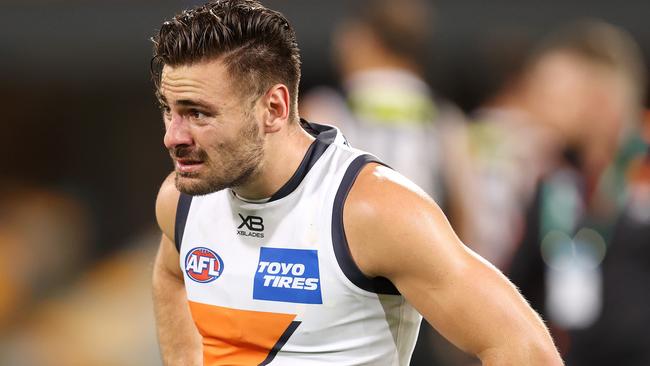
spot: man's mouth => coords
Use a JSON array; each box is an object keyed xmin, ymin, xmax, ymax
[{"xmin": 175, "ymin": 158, "xmax": 204, "ymax": 173}]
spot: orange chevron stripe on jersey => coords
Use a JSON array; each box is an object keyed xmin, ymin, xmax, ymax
[{"xmin": 188, "ymin": 301, "xmax": 299, "ymax": 366}]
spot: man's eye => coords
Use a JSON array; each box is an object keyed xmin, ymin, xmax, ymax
[{"xmin": 189, "ymin": 109, "xmax": 206, "ymax": 119}]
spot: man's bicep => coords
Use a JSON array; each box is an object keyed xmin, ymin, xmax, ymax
[
  {"xmin": 154, "ymin": 234, "xmax": 183, "ymax": 282},
  {"xmin": 345, "ymin": 165, "xmax": 556, "ymax": 359},
  {"xmin": 156, "ymin": 172, "xmax": 180, "ymax": 241},
  {"xmin": 153, "ymin": 233, "xmax": 202, "ymax": 366},
  {"xmin": 393, "ymin": 240, "xmax": 539, "ymax": 354},
  {"xmin": 382, "ymin": 198, "xmax": 558, "ymax": 361}
]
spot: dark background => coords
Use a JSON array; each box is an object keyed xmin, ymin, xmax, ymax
[
  {"xmin": 2, "ymin": 1, "xmax": 649, "ymax": 260},
  {"xmin": 1, "ymin": 1, "xmax": 649, "ymax": 365}
]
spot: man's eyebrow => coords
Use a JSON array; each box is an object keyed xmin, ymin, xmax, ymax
[
  {"xmin": 156, "ymin": 93, "xmax": 218, "ymax": 112},
  {"xmin": 175, "ymin": 99, "xmax": 212, "ymax": 108}
]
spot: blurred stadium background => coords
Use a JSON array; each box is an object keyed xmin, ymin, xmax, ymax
[{"xmin": 1, "ymin": 1, "xmax": 649, "ymax": 365}]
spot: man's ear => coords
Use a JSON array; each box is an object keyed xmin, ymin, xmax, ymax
[{"xmin": 261, "ymin": 83, "xmax": 291, "ymax": 133}]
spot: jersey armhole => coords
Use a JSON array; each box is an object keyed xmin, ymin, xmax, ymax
[
  {"xmin": 331, "ymin": 154, "xmax": 401, "ymax": 295},
  {"xmin": 174, "ymin": 193, "xmax": 193, "ymax": 252}
]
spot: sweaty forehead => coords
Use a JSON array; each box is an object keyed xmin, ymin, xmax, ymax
[{"xmin": 160, "ymin": 60, "xmax": 233, "ymax": 102}]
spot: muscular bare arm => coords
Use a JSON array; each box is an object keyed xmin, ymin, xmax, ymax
[
  {"xmin": 153, "ymin": 173, "xmax": 202, "ymax": 365},
  {"xmin": 344, "ymin": 164, "xmax": 563, "ymax": 365}
]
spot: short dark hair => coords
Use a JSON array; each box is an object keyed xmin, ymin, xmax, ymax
[{"xmin": 151, "ymin": 0, "xmax": 301, "ymax": 119}]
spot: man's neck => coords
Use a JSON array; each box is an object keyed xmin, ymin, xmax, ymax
[{"xmin": 232, "ymin": 122, "xmax": 315, "ymax": 200}]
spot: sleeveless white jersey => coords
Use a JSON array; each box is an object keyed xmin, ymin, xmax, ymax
[{"xmin": 176, "ymin": 121, "xmax": 422, "ymax": 366}]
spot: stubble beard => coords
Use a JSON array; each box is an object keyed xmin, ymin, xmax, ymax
[{"xmin": 173, "ymin": 119, "xmax": 264, "ymax": 196}]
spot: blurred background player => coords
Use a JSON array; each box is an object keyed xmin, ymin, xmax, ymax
[
  {"xmin": 455, "ymin": 19, "xmax": 648, "ymax": 361},
  {"xmin": 569, "ymin": 121, "xmax": 650, "ymax": 365},
  {"xmin": 302, "ymin": 0, "xmax": 465, "ymax": 206},
  {"xmin": 302, "ymin": 1, "xmax": 469, "ymax": 364}
]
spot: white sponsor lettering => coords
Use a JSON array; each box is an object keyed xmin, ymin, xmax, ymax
[
  {"xmin": 281, "ymin": 262, "xmax": 292, "ymax": 275},
  {"xmin": 278, "ymin": 276, "xmax": 292, "ymax": 288},
  {"xmin": 257, "ymin": 260, "xmax": 317, "ymax": 290},
  {"xmin": 292, "ymin": 264, "xmax": 305, "ymax": 276},
  {"xmin": 261, "ymin": 275, "xmax": 319, "ymax": 290},
  {"xmin": 263, "ymin": 274, "xmax": 274, "ymax": 286},
  {"xmin": 257, "ymin": 261, "xmax": 306, "ymax": 276},
  {"xmin": 258, "ymin": 261, "xmax": 270, "ymax": 272},
  {"xmin": 268, "ymin": 262, "xmax": 281, "ymax": 274},
  {"xmin": 291, "ymin": 277, "xmax": 305, "ymax": 289},
  {"xmin": 272, "ymin": 276, "xmax": 281, "ymax": 287},
  {"xmin": 304, "ymin": 278, "xmax": 319, "ymax": 290}
]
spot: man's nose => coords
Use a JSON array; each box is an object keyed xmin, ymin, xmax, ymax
[{"xmin": 164, "ymin": 114, "xmax": 193, "ymax": 149}]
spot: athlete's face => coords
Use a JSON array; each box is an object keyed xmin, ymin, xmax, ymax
[{"xmin": 159, "ymin": 59, "xmax": 265, "ymax": 195}]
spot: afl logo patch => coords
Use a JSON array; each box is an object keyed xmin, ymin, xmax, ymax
[{"xmin": 184, "ymin": 247, "xmax": 224, "ymax": 283}]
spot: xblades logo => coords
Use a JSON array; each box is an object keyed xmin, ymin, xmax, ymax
[
  {"xmin": 237, "ymin": 214, "xmax": 264, "ymax": 238},
  {"xmin": 238, "ymin": 214, "xmax": 264, "ymax": 231}
]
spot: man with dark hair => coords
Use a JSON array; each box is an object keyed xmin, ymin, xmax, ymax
[{"xmin": 151, "ymin": 1, "xmax": 562, "ymax": 365}]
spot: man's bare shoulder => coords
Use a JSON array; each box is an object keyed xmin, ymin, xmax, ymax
[
  {"xmin": 343, "ymin": 163, "xmax": 455, "ymax": 279},
  {"xmin": 156, "ymin": 172, "xmax": 180, "ymax": 240},
  {"xmin": 345, "ymin": 162, "xmax": 440, "ymax": 224},
  {"xmin": 347, "ymin": 162, "xmax": 434, "ymax": 204}
]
